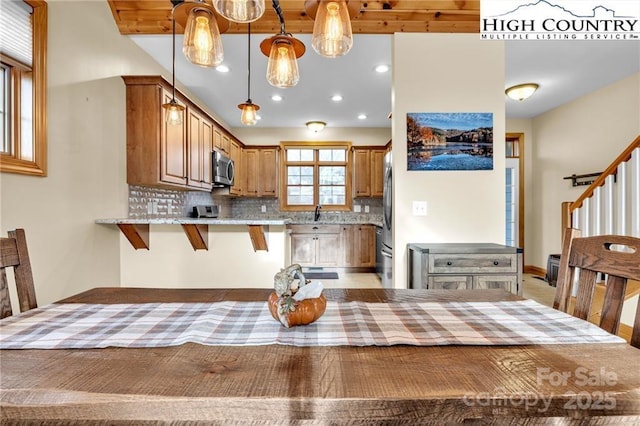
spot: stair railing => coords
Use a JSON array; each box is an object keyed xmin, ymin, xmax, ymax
[{"xmin": 561, "ymin": 135, "xmax": 640, "ymax": 240}]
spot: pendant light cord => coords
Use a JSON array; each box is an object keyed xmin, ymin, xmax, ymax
[
  {"xmin": 247, "ymin": 23, "xmax": 251, "ymax": 103},
  {"xmin": 170, "ymin": 5, "xmax": 177, "ymax": 101},
  {"xmin": 272, "ymin": 0, "xmax": 286, "ymax": 34}
]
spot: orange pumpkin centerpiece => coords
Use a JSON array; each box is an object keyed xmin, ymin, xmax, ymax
[
  {"xmin": 268, "ymin": 291, "xmax": 327, "ymax": 328},
  {"xmin": 269, "ymin": 264, "xmax": 327, "ymax": 328}
]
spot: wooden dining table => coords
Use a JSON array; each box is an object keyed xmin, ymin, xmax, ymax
[{"xmin": 1, "ymin": 287, "xmax": 639, "ymax": 424}]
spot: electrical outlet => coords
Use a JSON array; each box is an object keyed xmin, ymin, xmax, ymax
[
  {"xmin": 147, "ymin": 202, "xmax": 153, "ymax": 214},
  {"xmin": 412, "ymin": 201, "xmax": 427, "ymax": 216},
  {"xmin": 354, "ymin": 204, "xmax": 362, "ymax": 213},
  {"xmin": 261, "ymin": 205, "xmax": 267, "ymax": 213},
  {"xmin": 364, "ymin": 205, "xmax": 370, "ymax": 213}
]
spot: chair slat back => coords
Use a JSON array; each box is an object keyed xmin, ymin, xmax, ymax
[
  {"xmin": 554, "ymin": 228, "xmax": 640, "ymax": 348},
  {"xmin": 0, "ymin": 229, "xmax": 37, "ymax": 319}
]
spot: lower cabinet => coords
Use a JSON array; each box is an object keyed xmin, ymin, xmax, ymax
[
  {"xmin": 407, "ymin": 243, "xmax": 523, "ymax": 295},
  {"xmin": 289, "ymin": 224, "xmax": 376, "ymax": 269},
  {"xmin": 290, "ymin": 225, "xmax": 341, "ymax": 267},
  {"xmin": 342, "ymin": 225, "xmax": 376, "ymax": 267}
]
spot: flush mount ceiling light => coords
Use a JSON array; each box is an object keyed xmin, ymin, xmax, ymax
[
  {"xmin": 306, "ymin": 121, "xmax": 326, "ymax": 132},
  {"xmin": 505, "ymin": 83, "xmax": 539, "ymax": 101},
  {"xmin": 213, "ymin": 0, "xmax": 265, "ymax": 23},
  {"xmin": 260, "ymin": 0, "xmax": 305, "ymax": 88},
  {"xmin": 238, "ymin": 23, "xmax": 260, "ymax": 126},
  {"xmin": 305, "ymin": 0, "xmax": 358, "ymax": 58}
]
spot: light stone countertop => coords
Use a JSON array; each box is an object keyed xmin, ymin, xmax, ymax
[
  {"xmin": 95, "ymin": 218, "xmax": 291, "ymax": 226},
  {"xmin": 96, "ymin": 218, "xmax": 382, "ymax": 226}
]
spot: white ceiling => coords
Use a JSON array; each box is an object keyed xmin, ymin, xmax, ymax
[{"xmin": 130, "ymin": 34, "xmax": 640, "ymax": 129}]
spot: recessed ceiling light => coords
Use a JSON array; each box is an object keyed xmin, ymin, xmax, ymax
[
  {"xmin": 216, "ymin": 64, "xmax": 230, "ymax": 73},
  {"xmin": 256, "ymin": 114, "xmax": 262, "ymax": 120},
  {"xmin": 331, "ymin": 95, "xmax": 343, "ymax": 102},
  {"xmin": 271, "ymin": 95, "xmax": 283, "ymax": 101},
  {"xmin": 374, "ymin": 64, "xmax": 389, "ymax": 73},
  {"xmin": 358, "ymin": 114, "xmax": 367, "ymax": 120}
]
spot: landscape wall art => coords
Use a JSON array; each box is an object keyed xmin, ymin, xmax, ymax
[{"xmin": 407, "ymin": 112, "xmax": 494, "ymax": 171}]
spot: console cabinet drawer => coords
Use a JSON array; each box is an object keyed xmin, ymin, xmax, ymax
[
  {"xmin": 407, "ymin": 243, "xmax": 523, "ymax": 295},
  {"xmin": 429, "ymin": 254, "xmax": 517, "ymax": 274}
]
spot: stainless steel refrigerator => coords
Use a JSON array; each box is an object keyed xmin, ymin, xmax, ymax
[{"xmin": 381, "ymin": 151, "xmax": 393, "ymax": 288}]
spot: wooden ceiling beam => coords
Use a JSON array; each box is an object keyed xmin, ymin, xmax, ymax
[{"xmin": 107, "ymin": 0, "xmax": 481, "ymax": 35}]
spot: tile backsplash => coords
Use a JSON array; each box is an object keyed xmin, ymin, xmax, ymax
[{"xmin": 128, "ymin": 185, "xmax": 382, "ymax": 223}]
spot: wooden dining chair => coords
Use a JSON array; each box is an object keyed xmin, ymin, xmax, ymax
[
  {"xmin": 0, "ymin": 229, "xmax": 37, "ymax": 319},
  {"xmin": 554, "ymin": 228, "xmax": 640, "ymax": 348}
]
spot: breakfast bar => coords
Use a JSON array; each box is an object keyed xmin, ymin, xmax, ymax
[{"xmin": 96, "ymin": 218, "xmax": 290, "ymax": 251}]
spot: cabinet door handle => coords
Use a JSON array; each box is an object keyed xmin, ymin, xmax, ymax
[
  {"xmin": 312, "ymin": 226, "xmax": 318, "ymax": 230},
  {"xmin": 494, "ymin": 261, "xmax": 499, "ymax": 266},
  {"xmin": 447, "ymin": 261, "xmax": 452, "ymax": 266}
]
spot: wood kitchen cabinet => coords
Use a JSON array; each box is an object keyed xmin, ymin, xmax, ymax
[
  {"xmin": 244, "ymin": 147, "xmax": 279, "ymax": 197},
  {"xmin": 407, "ymin": 243, "xmax": 523, "ymax": 295},
  {"xmin": 213, "ymin": 127, "xmax": 231, "ymax": 156},
  {"xmin": 124, "ymin": 75, "xmax": 219, "ymax": 192},
  {"xmin": 229, "ymin": 138, "xmax": 243, "ymax": 196},
  {"xmin": 289, "ymin": 225, "xmax": 341, "ymax": 267},
  {"xmin": 124, "ymin": 77, "xmax": 188, "ymax": 189},
  {"xmin": 187, "ymin": 108, "xmax": 213, "ymax": 190},
  {"xmin": 353, "ymin": 147, "xmax": 386, "ymax": 197},
  {"xmin": 342, "ymin": 224, "xmax": 376, "ymax": 267}
]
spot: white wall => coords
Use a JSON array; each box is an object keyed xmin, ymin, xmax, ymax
[
  {"xmin": 392, "ymin": 34, "xmax": 506, "ymax": 288},
  {"xmin": 233, "ymin": 127, "xmax": 391, "ymax": 146},
  {"xmin": 529, "ymin": 72, "xmax": 640, "ymax": 269}
]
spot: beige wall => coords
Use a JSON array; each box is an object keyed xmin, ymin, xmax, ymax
[
  {"xmin": 0, "ymin": 0, "xmax": 166, "ymax": 308},
  {"xmin": 391, "ymin": 33, "xmax": 506, "ymax": 288},
  {"xmin": 528, "ymin": 72, "xmax": 640, "ymax": 269},
  {"xmin": 120, "ymin": 226, "xmax": 288, "ymax": 288}
]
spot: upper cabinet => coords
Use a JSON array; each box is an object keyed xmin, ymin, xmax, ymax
[
  {"xmin": 187, "ymin": 108, "xmax": 213, "ymax": 190},
  {"xmin": 213, "ymin": 127, "xmax": 231, "ymax": 156},
  {"xmin": 229, "ymin": 138, "xmax": 243, "ymax": 196},
  {"xmin": 123, "ymin": 76, "xmax": 241, "ymax": 193},
  {"xmin": 353, "ymin": 147, "xmax": 386, "ymax": 198},
  {"xmin": 244, "ymin": 147, "xmax": 279, "ymax": 197}
]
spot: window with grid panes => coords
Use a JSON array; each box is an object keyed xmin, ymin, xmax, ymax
[
  {"xmin": 281, "ymin": 142, "xmax": 352, "ymax": 211},
  {"xmin": 0, "ymin": 0, "xmax": 47, "ymax": 176}
]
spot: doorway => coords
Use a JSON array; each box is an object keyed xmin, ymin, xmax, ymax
[{"xmin": 506, "ymin": 133, "xmax": 524, "ymax": 250}]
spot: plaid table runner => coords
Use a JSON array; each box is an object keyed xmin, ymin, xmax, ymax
[{"xmin": 0, "ymin": 300, "xmax": 625, "ymax": 349}]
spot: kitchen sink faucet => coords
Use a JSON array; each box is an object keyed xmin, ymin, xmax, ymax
[{"xmin": 314, "ymin": 204, "xmax": 322, "ymax": 221}]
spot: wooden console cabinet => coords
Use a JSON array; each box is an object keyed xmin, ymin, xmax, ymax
[{"xmin": 407, "ymin": 243, "xmax": 523, "ymax": 295}]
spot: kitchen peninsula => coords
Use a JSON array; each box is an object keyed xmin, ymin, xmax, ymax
[{"xmin": 96, "ymin": 217, "xmax": 289, "ymax": 251}]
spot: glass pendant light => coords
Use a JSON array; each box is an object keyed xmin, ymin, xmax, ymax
[
  {"xmin": 260, "ymin": 0, "xmax": 305, "ymax": 88},
  {"xmin": 238, "ymin": 23, "xmax": 260, "ymax": 126},
  {"xmin": 162, "ymin": 11, "xmax": 185, "ymax": 125},
  {"xmin": 182, "ymin": 5, "xmax": 224, "ymax": 67},
  {"xmin": 265, "ymin": 36, "xmax": 300, "ymax": 88},
  {"xmin": 213, "ymin": 0, "xmax": 265, "ymax": 23},
  {"xmin": 311, "ymin": 1, "xmax": 353, "ymax": 58}
]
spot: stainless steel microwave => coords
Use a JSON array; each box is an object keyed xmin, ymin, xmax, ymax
[{"xmin": 212, "ymin": 150, "xmax": 234, "ymax": 186}]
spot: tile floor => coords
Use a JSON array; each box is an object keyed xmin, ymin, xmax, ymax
[{"xmin": 322, "ymin": 272, "xmax": 556, "ymax": 307}]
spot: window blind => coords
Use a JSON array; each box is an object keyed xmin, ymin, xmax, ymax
[{"xmin": 0, "ymin": 0, "xmax": 33, "ymax": 67}]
